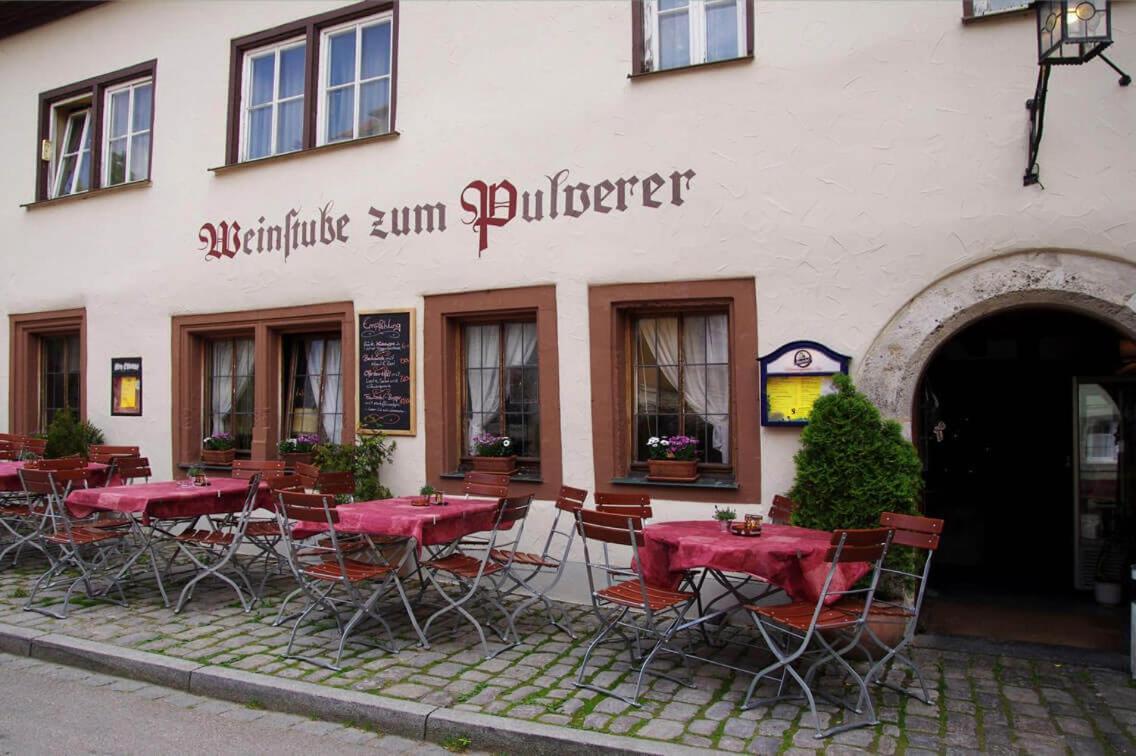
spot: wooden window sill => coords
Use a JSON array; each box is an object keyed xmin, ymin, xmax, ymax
[
  {"xmin": 21, "ymin": 179, "xmax": 151, "ymax": 210},
  {"xmin": 209, "ymin": 131, "xmax": 400, "ymax": 175},
  {"xmin": 629, "ymin": 54, "xmax": 753, "ymax": 81}
]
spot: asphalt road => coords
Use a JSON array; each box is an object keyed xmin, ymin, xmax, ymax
[{"xmin": 0, "ymin": 654, "xmax": 468, "ymax": 755}]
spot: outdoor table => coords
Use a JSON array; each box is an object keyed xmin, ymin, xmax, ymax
[
  {"xmin": 291, "ymin": 495, "xmax": 501, "ymax": 548},
  {"xmin": 0, "ymin": 461, "xmax": 110, "ymax": 492},
  {"xmin": 638, "ymin": 521, "xmax": 869, "ymax": 605}
]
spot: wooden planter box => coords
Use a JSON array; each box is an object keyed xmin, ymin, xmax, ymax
[
  {"xmin": 471, "ymin": 455, "xmax": 517, "ymax": 475},
  {"xmin": 201, "ymin": 448, "xmax": 235, "ymax": 465},
  {"xmin": 280, "ymin": 452, "xmax": 314, "ymax": 468},
  {"xmin": 647, "ymin": 458, "xmax": 699, "ymax": 483}
]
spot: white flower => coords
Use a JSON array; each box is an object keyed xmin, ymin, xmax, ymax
[
  {"xmin": 202, "ymin": 437, "xmax": 209, "ymax": 444},
  {"xmin": 647, "ymin": 437, "xmax": 659, "ymax": 446},
  {"xmin": 502, "ymin": 439, "xmax": 511, "ymax": 447},
  {"xmin": 660, "ymin": 439, "xmax": 670, "ymax": 446}
]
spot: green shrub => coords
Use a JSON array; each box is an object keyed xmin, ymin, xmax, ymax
[
  {"xmin": 788, "ymin": 373, "xmax": 923, "ymax": 590},
  {"xmin": 43, "ymin": 408, "xmax": 104, "ymax": 458},
  {"xmin": 314, "ymin": 430, "xmax": 396, "ymax": 501}
]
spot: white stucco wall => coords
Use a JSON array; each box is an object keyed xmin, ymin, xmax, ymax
[{"xmin": 1, "ymin": 0, "xmax": 1134, "ymax": 558}]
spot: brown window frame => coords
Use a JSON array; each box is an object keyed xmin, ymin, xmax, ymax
[
  {"xmin": 9, "ymin": 308, "xmax": 87, "ymax": 435},
  {"xmin": 202, "ymin": 335, "xmax": 257, "ymax": 456},
  {"xmin": 39, "ymin": 332, "xmax": 83, "ymax": 431},
  {"xmin": 630, "ymin": 0, "xmax": 755, "ymax": 77},
  {"xmin": 424, "ymin": 286, "xmax": 562, "ymax": 501},
  {"xmin": 34, "ymin": 60, "xmax": 157, "ymax": 203},
  {"xmin": 224, "ymin": 0, "xmax": 399, "ymax": 167},
  {"xmin": 281, "ymin": 331, "xmax": 344, "ymax": 443},
  {"xmin": 589, "ymin": 279, "xmax": 759, "ymax": 503},
  {"xmin": 172, "ymin": 302, "xmax": 354, "ymax": 468},
  {"xmin": 961, "ymin": 0, "xmax": 1031, "ymax": 22}
]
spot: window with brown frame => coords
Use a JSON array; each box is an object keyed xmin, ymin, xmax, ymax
[
  {"xmin": 39, "ymin": 333, "xmax": 82, "ymax": 430},
  {"xmin": 34, "ymin": 60, "xmax": 156, "ymax": 203},
  {"xmin": 588, "ymin": 279, "xmax": 758, "ymax": 503},
  {"xmin": 282, "ymin": 333, "xmax": 343, "ymax": 442},
  {"xmin": 203, "ymin": 337, "xmax": 256, "ymax": 454},
  {"xmin": 631, "ymin": 0, "xmax": 754, "ymax": 76},
  {"xmin": 9, "ymin": 309, "xmax": 86, "ymax": 436},
  {"xmin": 461, "ymin": 319, "xmax": 540, "ymax": 466},
  {"xmin": 225, "ymin": 0, "xmax": 398, "ymax": 166},
  {"xmin": 962, "ymin": 0, "xmax": 1030, "ymax": 21}
]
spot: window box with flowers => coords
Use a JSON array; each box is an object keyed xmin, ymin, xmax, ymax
[
  {"xmin": 470, "ymin": 433, "xmax": 517, "ymax": 475},
  {"xmin": 646, "ymin": 435, "xmax": 701, "ymax": 482},
  {"xmin": 202, "ymin": 432, "xmax": 236, "ymax": 465},
  {"xmin": 277, "ymin": 433, "xmax": 320, "ymax": 467}
]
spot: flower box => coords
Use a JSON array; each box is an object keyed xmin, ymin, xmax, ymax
[
  {"xmin": 472, "ymin": 455, "xmax": 517, "ymax": 475},
  {"xmin": 647, "ymin": 458, "xmax": 699, "ymax": 482},
  {"xmin": 280, "ymin": 452, "xmax": 314, "ymax": 468},
  {"xmin": 201, "ymin": 448, "xmax": 235, "ymax": 465}
]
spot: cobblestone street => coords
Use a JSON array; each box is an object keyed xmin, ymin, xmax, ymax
[{"xmin": 1, "ymin": 561, "xmax": 1134, "ymax": 754}]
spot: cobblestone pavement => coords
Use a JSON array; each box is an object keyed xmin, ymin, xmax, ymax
[{"xmin": 0, "ymin": 558, "xmax": 1134, "ymax": 754}]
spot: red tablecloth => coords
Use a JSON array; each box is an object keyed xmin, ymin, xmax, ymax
[
  {"xmin": 0, "ymin": 461, "xmax": 110, "ymax": 492},
  {"xmin": 66, "ymin": 478, "xmax": 272, "ymax": 523},
  {"xmin": 291, "ymin": 496, "xmax": 501, "ymax": 548},
  {"xmin": 638, "ymin": 521, "xmax": 870, "ymax": 604}
]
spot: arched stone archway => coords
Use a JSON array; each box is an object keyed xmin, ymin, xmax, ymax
[{"xmin": 857, "ymin": 249, "xmax": 1136, "ymax": 426}]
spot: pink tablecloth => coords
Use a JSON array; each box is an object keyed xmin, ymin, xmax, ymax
[
  {"xmin": 292, "ymin": 496, "xmax": 501, "ymax": 548},
  {"xmin": 66, "ymin": 478, "xmax": 272, "ymax": 523},
  {"xmin": 638, "ymin": 521, "xmax": 869, "ymax": 604},
  {"xmin": 0, "ymin": 461, "xmax": 109, "ymax": 492}
]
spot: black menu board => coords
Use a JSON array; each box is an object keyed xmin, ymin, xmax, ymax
[{"xmin": 357, "ymin": 310, "xmax": 416, "ymax": 435}]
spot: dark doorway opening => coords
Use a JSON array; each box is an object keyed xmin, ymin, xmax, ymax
[{"xmin": 917, "ymin": 307, "xmax": 1133, "ymax": 651}]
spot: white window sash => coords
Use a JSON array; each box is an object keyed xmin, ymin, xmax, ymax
[
  {"xmin": 316, "ymin": 12, "xmax": 393, "ymax": 146},
  {"xmin": 645, "ymin": 0, "xmax": 747, "ymax": 72},
  {"xmin": 102, "ymin": 77, "xmax": 152, "ymax": 186},
  {"xmin": 239, "ymin": 37, "xmax": 305, "ymax": 161},
  {"xmin": 51, "ymin": 107, "xmax": 91, "ymax": 198}
]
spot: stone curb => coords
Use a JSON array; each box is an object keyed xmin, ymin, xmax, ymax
[{"xmin": 0, "ymin": 623, "xmax": 721, "ymax": 754}]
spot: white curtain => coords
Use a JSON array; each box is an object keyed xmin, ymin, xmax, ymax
[
  {"xmin": 304, "ymin": 338, "xmax": 324, "ymax": 436},
  {"xmin": 210, "ymin": 341, "xmax": 233, "ymax": 433},
  {"xmin": 505, "ymin": 322, "xmax": 537, "ymax": 369},
  {"xmin": 638, "ymin": 315, "xmax": 730, "ymax": 463},
  {"xmin": 465, "ymin": 325, "xmax": 500, "ymax": 452},
  {"xmin": 320, "ymin": 339, "xmax": 342, "ymax": 441}
]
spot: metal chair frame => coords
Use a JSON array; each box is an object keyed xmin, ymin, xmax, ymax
[
  {"xmin": 741, "ymin": 527, "xmax": 894, "ymax": 739},
  {"xmin": 419, "ymin": 494, "xmax": 533, "ymax": 659},
  {"xmin": 574, "ymin": 507, "xmax": 698, "ymax": 707},
  {"xmin": 275, "ymin": 489, "xmax": 421, "ymax": 670}
]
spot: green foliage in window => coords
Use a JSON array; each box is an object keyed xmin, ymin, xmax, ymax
[
  {"xmin": 314, "ymin": 430, "xmax": 397, "ymax": 502},
  {"xmin": 44, "ymin": 408, "xmax": 105, "ymax": 459}
]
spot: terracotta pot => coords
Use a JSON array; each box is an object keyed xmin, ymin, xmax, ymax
[
  {"xmin": 201, "ymin": 448, "xmax": 235, "ymax": 465},
  {"xmin": 471, "ymin": 455, "xmax": 517, "ymax": 475},
  {"xmin": 647, "ymin": 458, "xmax": 699, "ymax": 482},
  {"xmin": 280, "ymin": 452, "xmax": 314, "ymax": 468}
]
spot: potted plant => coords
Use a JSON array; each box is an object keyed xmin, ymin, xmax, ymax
[
  {"xmin": 313, "ymin": 430, "xmax": 396, "ymax": 502},
  {"xmin": 278, "ymin": 433, "xmax": 320, "ymax": 467},
  {"xmin": 789, "ymin": 373, "xmax": 923, "ymax": 649},
  {"xmin": 646, "ymin": 435, "xmax": 700, "ymax": 482},
  {"xmin": 187, "ymin": 465, "xmax": 208, "ymax": 487},
  {"xmin": 201, "ymin": 432, "xmax": 236, "ymax": 465},
  {"xmin": 713, "ymin": 505, "xmax": 737, "ymax": 533},
  {"xmin": 470, "ymin": 433, "xmax": 517, "ymax": 475},
  {"xmin": 43, "ymin": 408, "xmax": 104, "ymax": 459}
]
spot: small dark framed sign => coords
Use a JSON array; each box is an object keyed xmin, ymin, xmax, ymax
[
  {"xmin": 111, "ymin": 357, "xmax": 142, "ymax": 416},
  {"xmin": 758, "ymin": 341, "xmax": 850, "ymax": 426}
]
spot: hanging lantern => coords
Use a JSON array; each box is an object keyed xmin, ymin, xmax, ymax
[{"xmin": 1036, "ymin": 0, "xmax": 1114, "ymax": 65}]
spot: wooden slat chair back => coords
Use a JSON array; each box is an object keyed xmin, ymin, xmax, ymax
[
  {"xmin": 115, "ymin": 456, "xmax": 152, "ymax": 484},
  {"xmin": 769, "ymin": 494, "xmax": 796, "ymax": 525},
  {"xmin": 594, "ymin": 492, "xmax": 652, "ymax": 520},
  {"xmin": 267, "ymin": 474, "xmax": 306, "ymax": 493},
  {"xmin": 21, "ymin": 438, "xmax": 47, "ymax": 458},
  {"xmin": 880, "ymin": 511, "xmax": 943, "ymax": 551},
  {"xmin": 463, "ymin": 471, "xmax": 510, "ymax": 499},
  {"xmin": 577, "ymin": 508, "xmax": 645, "ymax": 548},
  {"xmin": 316, "ymin": 471, "xmax": 355, "ymax": 497},
  {"xmin": 88, "ymin": 445, "xmax": 140, "ymax": 464},
  {"xmin": 0, "ymin": 439, "xmax": 18, "ymax": 461},
  {"xmin": 294, "ymin": 462, "xmax": 320, "ymax": 489},
  {"xmin": 555, "ymin": 485, "xmax": 588, "ymax": 513},
  {"xmin": 25, "ymin": 457, "xmax": 86, "ymax": 471},
  {"xmin": 231, "ymin": 459, "xmax": 286, "ymax": 480},
  {"xmin": 823, "ymin": 527, "xmax": 892, "ymax": 564}
]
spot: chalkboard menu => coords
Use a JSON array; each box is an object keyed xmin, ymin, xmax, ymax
[{"xmin": 357, "ymin": 310, "xmax": 416, "ymax": 436}]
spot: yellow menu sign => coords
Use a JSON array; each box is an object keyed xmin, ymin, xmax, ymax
[{"xmin": 766, "ymin": 375, "xmax": 827, "ymax": 422}]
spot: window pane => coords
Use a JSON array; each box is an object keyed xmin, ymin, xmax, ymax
[
  {"xmin": 250, "ymin": 53, "xmax": 275, "ymax": 106},
  {"xmin": 44, "ymin": 339, "xmax": 63, "ymax": 373},
  {"xmin": 248, "ymin": 106, "xmax": 272, "ymax": 159},
  {"xmin": 657, "ymin": 368, "xmax": 680, "ymax": 413},
  {"xmin": 659, "ymin": 10, "xmax": 691, "ymax": 69},
  {"xmin": 65, "ymin": 113, "xmax": 86, "ymax": 152},
  {"xmin": 129, "ymin": 133, "xmax": 150, "ymax": 181},
  {"xmin": 277, "ymin": 99, "xmax": 303, "ymax": 153},
  {"xmin": 706, "ymin": 0, "xmax": 739, "ymax": 62},
  {"xmin": 358, "ymin": 79, "xmax": 389, "ymax": 137},
  {"xmin": 75, "ymin": 151, "xmax": 91, "ymax": 192},
  {"xmin": 56, "ymin": 156, "xmax": 77, "ymax": 196},
  {"xmin": 278, "ymin": 44, "xmax": 306, "ymax": 99},
  {"xmin": 108, "ymin": 137, "xmax": 127, "ymax": 185},
  {"xmin": 326, "ymin": 88, "xmax": 355, "ymax": 142},
  {"xmin": 636, "ymin": 367, "xmax": 658, "ymax": 413},
  {"xmin": 360, "ymin": 22, "xmax": 391, "ymax": 79},
  {"xmin": 110, "ymin": 90, "xmax": 129, "ymax": 138},
  {"xmin": 328, "ymin": 30, "xmax": 357, "ymax": 87},
  {"xmin": 660, "ymin": 0, "xmax": 689, "ymax": 9},
  {"xmin": 132, "ymin": 83, "xmax": 152, "ymax": 132}
]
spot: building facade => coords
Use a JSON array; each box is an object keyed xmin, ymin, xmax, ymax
[{"xmin": 3, "ymin": 1, "xmax": 1135, "ymax": 618}]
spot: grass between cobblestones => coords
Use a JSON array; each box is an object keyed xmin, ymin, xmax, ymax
[{"xmin": 2, "ymin": 557, "xmax": 1135, "ymax": 754}]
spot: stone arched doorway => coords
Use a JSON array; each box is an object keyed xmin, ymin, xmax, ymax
[{"xmin": 857, "ymin": 250, "xmax": 1136, "ymax": 650}]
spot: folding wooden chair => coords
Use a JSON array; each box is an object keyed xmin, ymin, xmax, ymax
[
  {"xmin": 574, "ymin": 507, "xmax": 697, "ymax": 706},
  {"xmin": 21, "ymin": 468, "xmax": 133, "ymax": 619},
  {"xmin": 88, "ymin": 445, "xmax": 140, "ymax": 485},
  {"xmin": 594, "ymin": 492, "xmax": 652, "ymax": 519},
  {"xmin": 231, "ymin": 459, "xmax": 286, "ymax": 479},
  {"xmin": 275, "ymin": 490, "xmax": 419, "ymax": 670},
  {"xmin": 769, "ymin": 494, "xmax": 797, "ymax": 525},
  {"xmin": 742, "ymin": 527, "xmax": 894, "ymax": 739},
  {"xmin": 295, "ymin": 462, "xmax": 320, "ymax": 490},
  {"xmin": 420, "ymin": 494, "xmax": 534, "ymax": 658},
  {"xmin": 859, "ymin": 512, "xmax": 944, "ymax": 704},
  {"xmin": 489, "ymin": 485, "xmax": 588, "ymax": 638},
  {"xmin": 19, "ymin": 437, "xmax": 47, "ymax": 460},
  {"xmin": 24, "ymin": 457, "xmax": 86, "ymax": 471},
  {"xmin": 172, "ymin": 474, "xmax": 263, "ymax": 613}
]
